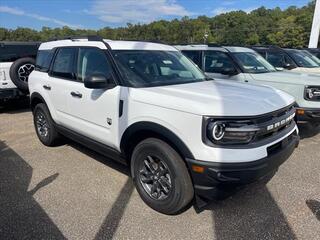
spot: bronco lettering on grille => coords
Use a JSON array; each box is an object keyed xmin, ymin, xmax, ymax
[{"xmin": 266, "ymin": 113, "xmax": 295, "ymax": 131}]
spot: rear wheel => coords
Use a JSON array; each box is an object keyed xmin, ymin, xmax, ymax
[
  {"xmin": 131, "ymin": 138, "xmax": 194, "ymax": 215},
  {"xmin": 33, "ymin": 103, "xmax": 61, "ymax": 146}
]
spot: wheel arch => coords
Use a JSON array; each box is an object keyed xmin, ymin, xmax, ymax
[
  {"xmin": 30, "ymin": 92, "xmax": 46, "ymax": 111},
  {"xmin": 120, "ymin": 121, "xmax": 194, "ymax": 162}
]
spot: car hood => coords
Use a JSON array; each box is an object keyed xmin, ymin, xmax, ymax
[
  {"xmin": 249, "ymin": 71, "xmax": 320, "ymax": 86},
  {"xmin": 290, "ymin": 67, "xmax": 320, "ymax": 74},
  {"xmin": 129, "ymin": 80, "xmax": 294, "ymax": 116}
]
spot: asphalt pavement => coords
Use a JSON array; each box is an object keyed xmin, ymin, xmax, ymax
[{"xmin": 0, "ymin": 101, "xmax": 319, "ymax": 240}]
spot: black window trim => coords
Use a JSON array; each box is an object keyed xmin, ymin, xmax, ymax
[
  {"xmin": 35, "ymin": 49, "xmax": 55, "ymax": 73},
  {"xmin": 48, "ymin": 46, "xmax": 120, "ymax": 86},
  {"xmin": 49, "ymin": 46, "xmax": 78, "ymax": 82},
  {"xmin": 76, "ymin": 46, "xmax": 117, "ymax": 84}
]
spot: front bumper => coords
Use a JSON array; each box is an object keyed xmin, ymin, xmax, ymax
[
  {"xmin": 186, "ymin": 130, "xmax": 299, "ymax": 208},
  {"xmin": 296, "ymin": 107, "xmax": 320, "ymax": 123}
]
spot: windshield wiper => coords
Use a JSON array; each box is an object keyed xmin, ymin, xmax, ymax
[{"xmin": 205, "ymin": 77, "xmax": 214, "ymax": 81}]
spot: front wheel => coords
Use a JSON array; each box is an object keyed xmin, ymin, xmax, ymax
[
  {"xmin": 33, "ymin": 103, "xmax": 61, "ymax": 146},
  {"xmin": 131, "ymin": 138, "xmax": 194, "ymax": 215}
]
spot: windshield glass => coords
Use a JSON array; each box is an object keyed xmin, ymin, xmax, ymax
[
  {"xmin": 286, "ymin": 49, "xmax": 319, "ymax": 68},
  {"xmin": 301, "ymin": 50, "xmax": 320, "ymax": 66},
  {"xmin": 232, "ymin": 52, "xmax": 277, "ymax": 73},
  {"xmin": 113, "ymin": 50, "xmax": 206, "ymax": 87}
]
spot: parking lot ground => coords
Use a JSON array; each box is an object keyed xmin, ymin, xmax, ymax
[{"xmin": 0, "ymin": 101, "xmax": 320, "ymax": 240}]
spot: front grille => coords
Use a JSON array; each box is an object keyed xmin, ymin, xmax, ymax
[{"xmin": 251, "ymin": 104, "xmax": 296, "ymax": 143}]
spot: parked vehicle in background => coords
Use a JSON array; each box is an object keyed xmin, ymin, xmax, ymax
[
  {"xmin": 305, "ymin": 48, "xmax": 320, "ymax": 59},
  {"xmin": 0, "ymin": 42, "xmax": 39, "ymax": 103},
  {"xmin": 251, "ymin": 46, "xmax": 320, "ymax": 74},
  {"xmin": 176, "ymin": 44, "xmax": 320, "ymax": 127},
  {"xmin": 29, "ymin": 37, "xmax": 299, "ymax": 214}
]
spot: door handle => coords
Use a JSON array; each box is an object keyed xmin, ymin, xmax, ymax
[
  {"xmin": 43, "ymin": 85, "xmax": 51, "ymax": 90},
  {"xmin": 70, "ymin": 91, "xmax": 82, "ymax": 98},
  {"xmin": 244, "ymin": 80, "xmax": 249, "ymax": 83}
]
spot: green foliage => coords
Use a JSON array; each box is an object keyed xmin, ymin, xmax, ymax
[{"xmin": 0, "ymin": 1, "xmax": 318, "ymax": 47}]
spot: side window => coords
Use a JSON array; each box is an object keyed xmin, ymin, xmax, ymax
[
  {"xmin": 51, "ymin": 48, "xmax": 77, "ymax": 79},
  {"xmin": 35, "ymin": 50, "xmax": 54, "ymax": 72},
  {"xmin": 182, "ymin": 51, "xmax": 202, "ymax": 68},
  {"xmin": 77, "ymin": 48, "xmax": 112, "ymax": 82},
  {"xmin": 267, "ymin": 52, "xmax": 295, "ymax": 68},
  {"xmin": 204, "ymin": 51, "xmax": 236, "ymax": 73}
]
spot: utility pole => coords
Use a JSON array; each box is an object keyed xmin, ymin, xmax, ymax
[{"xmin": 309, "ymin": 0, "xmax": 320, "ymax": 48}]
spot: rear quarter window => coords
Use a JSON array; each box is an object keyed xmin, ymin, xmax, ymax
[{"xmin": 35, "ymin": 50, "xmax": 54, "ymax": 72}]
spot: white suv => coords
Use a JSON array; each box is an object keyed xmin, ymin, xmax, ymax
[
  {"xmin": 29, "ymin": 37, "xmax": 299, "ymax": 214},
  {"xmin": 0, "ymin": 42, "xmax": 39, "ymax": 102},
  {"xmin": 176, "ymin": 45, "xmax": 320, "ymax": 127}
]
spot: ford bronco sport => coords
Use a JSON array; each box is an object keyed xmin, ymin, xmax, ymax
[
  {"xmin": 177, "ymin": 45, "xmax": 320, "ymax": 128},
  {"xmin": 29, "ymin": 37, "xmax": 299, "ymax": 214}
]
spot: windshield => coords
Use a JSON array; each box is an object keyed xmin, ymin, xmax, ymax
[
  {"xmin": 113, "ymin": 50, "xmax": 206, "ymax": 87},
  {"xmin": 286, "ymin": 49, "xmax": 319, "ymax": 68},
  {"xmin": 301, "ymin": 50, "xmax": 320, "ymax": 66},
  {"xmin": 232, "ymin": 52, "xmax": 277, "ymax": 73}
]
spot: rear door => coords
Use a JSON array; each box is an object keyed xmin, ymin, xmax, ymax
[
  {"xmin": 65, "ymin": 47, "xmax": 121, "ymax": 148},
  {"xmin": 47, "ymin": 47, "xmax": 77, "ymax": 124}
]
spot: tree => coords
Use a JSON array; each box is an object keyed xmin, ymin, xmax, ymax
[{"xmin": 0, "ymin": 1, "xmax": 316, "ymax": 47}]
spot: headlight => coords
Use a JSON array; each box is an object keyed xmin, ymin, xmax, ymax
[
  {"xmin": 206, "ymin": 120, "xmax": 258, "ymax": 145},
  {"xmin": 305, "ymin": 86, "xmax": 320, "ymax": 101}
]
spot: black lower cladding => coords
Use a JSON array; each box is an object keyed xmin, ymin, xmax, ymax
[
  {"xmin": 296, "ymin": 107, "xmax": 320, "ymax": 123},
  {"xmin": 186, "ymin": 130, "xmax": 299, "ymax": 206},
  {"xmin": 0, "ymin": 88, "xmax": 24, "ymax": 100}
]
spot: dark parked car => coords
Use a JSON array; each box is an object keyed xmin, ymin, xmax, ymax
[{"xmin": 251, "ymin": 46, "xmax": 320, "ymax": 74}]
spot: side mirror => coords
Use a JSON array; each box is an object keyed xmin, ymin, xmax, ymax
[
  {"xmin": 220, "ymin": 68, "xmax": 238, "ymax": 76},
  {"xmin": 283, "ymin": 63, "xmax": 292, "ymax": 69},
  {"xmin": 84, "ymin": 74, "xmax": 116, "ymax": 89}
]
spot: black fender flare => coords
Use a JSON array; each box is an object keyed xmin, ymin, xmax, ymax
[
  {"xmin": 30, "ymin": 92, "xmax": 46, "ymax": 111},
  {"xmin": 120, "ymin": 121, "xmax": 194, "ymax": 160}
]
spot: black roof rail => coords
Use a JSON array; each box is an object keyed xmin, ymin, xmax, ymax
[{"xmin": 48, "ymin": 35, "xmax": 104, "ymax": 42}]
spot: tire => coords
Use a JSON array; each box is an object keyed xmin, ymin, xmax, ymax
[
  {"xmin": 9, "ymin": 57, "xmax": 36, "ymax": 93},
  {"xmin": 33, "ymin": 103, "xmax": 61, "ymax": 146},
  {"xmin": 131, "ymin": 138, "xmax": 194, "ymax": 215}
]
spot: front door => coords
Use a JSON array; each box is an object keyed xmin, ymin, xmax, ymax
[{"xmin": 65, "ymin": 47, "xmax": 121, "ymax": 148}]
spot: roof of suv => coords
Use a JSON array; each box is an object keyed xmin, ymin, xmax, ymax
[
  {"xmin": 39, "ymin": 39, "xmax": 178, "ymax": 51},
  {"xmin": 174, "ymin": 44, "xmax": 255, "ymax": 53}
]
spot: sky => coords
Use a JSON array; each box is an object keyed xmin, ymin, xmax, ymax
[{"xmin": 0, "ymin": 0, "xmax": 312, "ymax": 30}]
